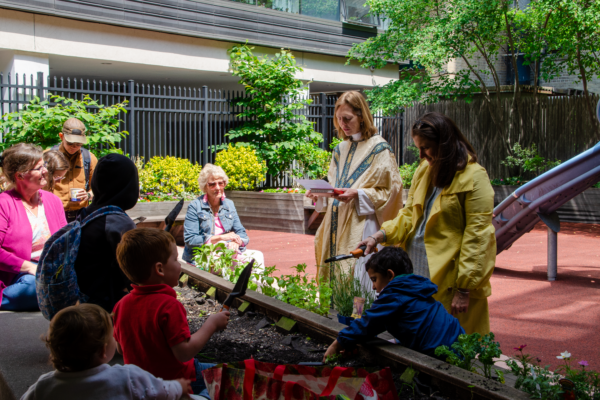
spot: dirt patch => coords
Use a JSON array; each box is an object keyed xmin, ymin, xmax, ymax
[{"xmin": 175, "ymin": 285, "xmax": 454, "ymax": 399}]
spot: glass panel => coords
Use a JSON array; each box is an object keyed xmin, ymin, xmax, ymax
[
  {"xmin": 225, "ymin": 0, "xmax": 257, "ymax": 5},
  {"xmin": 258, "ymin": 0, "xmax": 300, "ymax": 13},
  {"xmin": 342, "ymin": 0, "xmax": 376, "ymax": 25},
  {"xmin": 300, "ymin": 0, "xmax": 340, "ymax": 21}
]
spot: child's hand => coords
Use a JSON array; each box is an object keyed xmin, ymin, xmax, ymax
[
  {"xmin": 175, "ymin": 378, "xmax": 192, "ymax": 397},
  {"xmin": 323, "ymin": 340, "xmax": 343, "ymax": 362},
  {"xmin": 207, "ymin": 310, "xmax": 230, "ymax": 331}
]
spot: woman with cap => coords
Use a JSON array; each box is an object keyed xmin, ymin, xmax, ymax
[
  {"xmin": 74, "ymin": 154, "xmax": 139, "ymax": 312},
  {"xmin": 0, "ymin": 143, "xmax": 67, "ymax": 311},
  {"xmin": 358, "ymin": 112, "xmax": 496, "ymax": 335}
]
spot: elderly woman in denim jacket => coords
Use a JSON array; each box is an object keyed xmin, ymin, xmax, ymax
[{"xmin": 182, "ymin": 164, "xmax": 265, "ymax": 269}]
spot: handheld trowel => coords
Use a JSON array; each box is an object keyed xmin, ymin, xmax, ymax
[{"xmin": 221, "ymin": 259, "xmax": 254, "ymax": 311}]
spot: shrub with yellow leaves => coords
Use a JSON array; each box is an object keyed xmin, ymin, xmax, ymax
[
  {"xmin": 215, "ymin": 144, "xmax": 266, "ymax": 190},
  {"xmin": 138, "ymin": 156, "xmax": 202, "ymax": 198}
]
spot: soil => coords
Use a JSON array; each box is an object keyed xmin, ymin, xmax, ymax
[{"xmin": 175, "ymin": 285, "xmax": 454, "ymax": 400}]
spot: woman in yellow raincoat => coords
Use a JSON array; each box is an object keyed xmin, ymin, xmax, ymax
[{"xmin": 359, "ymin": 112, "xmax": 496, "ymax": 335}]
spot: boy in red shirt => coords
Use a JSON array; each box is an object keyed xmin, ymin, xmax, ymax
[{"xmin": 113, "ymin": 229, "xmax": 230, "ymax": 399}]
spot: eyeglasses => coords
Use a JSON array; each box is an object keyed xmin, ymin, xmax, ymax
[
  {"xmin": 29, "ymin": 162, "xmax": 48, "ymax": 173},
  {"xmin": 66, "ymin": 141, "xmax": 82, "ymax": 147},
  {"xmin": 207, "ymin": 181, "xmax": 226, "ymax": 188},
  {"xmin": 53, "ymin": 174, "xmax": 67, "ymax": 181}
]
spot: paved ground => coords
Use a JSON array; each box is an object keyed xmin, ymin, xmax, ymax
[{"xmin": 246, "ymin": 222, "xmax": 600, "ymax": 371}]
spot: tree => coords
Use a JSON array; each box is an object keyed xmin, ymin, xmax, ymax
[
  {"xmin": 348, "ymin": 0, "xmax": 600, "ymax": 155},
  {"xmin": 222, "ymin": 44, "xmax": 325, "ymax": 185},
  {"xmin": 0, "ymin": 94, "xmax": 128, "ymax": 156}
]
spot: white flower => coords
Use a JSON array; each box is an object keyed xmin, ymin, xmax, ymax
[{"xmin": 557, "ymin": 351, "xmax": 571, "ymax": 359}]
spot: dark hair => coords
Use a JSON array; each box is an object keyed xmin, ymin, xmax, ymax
[
  {"xmin": 412, "ymin": 112, "xmax": 477, "ymax": 188},
  {"xmin": 44, "ymin": 303, "xmax": 112, "ymax": 372},
  {"xmin": 365, "ymin": 246, "xmax": 413, "ymax": 277},
  {"xmin": 117, "ymin": 228, "xmax": 175, "ymax": 284}
]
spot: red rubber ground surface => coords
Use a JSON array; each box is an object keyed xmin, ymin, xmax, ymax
[{"xmin": 247, "ymin": 222, "xmax": 600, "ymax": 371}]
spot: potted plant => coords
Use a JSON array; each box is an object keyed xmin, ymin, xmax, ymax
[{"xmin": 330, "ymin": 262, "xmax": 375, "ymax": 325}]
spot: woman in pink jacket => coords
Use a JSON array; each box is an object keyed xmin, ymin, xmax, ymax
[{"xmin": 0, "ymin": 143, "xmax": 67, "ymax": 311}]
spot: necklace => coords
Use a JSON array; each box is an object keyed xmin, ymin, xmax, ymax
[{"xmin": 21, "ymin": 194, "xmax": 39, "ymax": 210}]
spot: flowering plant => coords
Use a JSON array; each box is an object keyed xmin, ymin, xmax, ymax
[{"xmin": 136, "ymin": 156, "xmax": 202, "ymax": 198}]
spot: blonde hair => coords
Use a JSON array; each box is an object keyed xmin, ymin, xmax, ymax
[
  {"xmin": 44, "ymin": 303, "xmax": 112, "ymax": 372},
  {"xmin": 43, "ymin": 150, "xmax": 70, "ymax": 192},
  {"xmin": 333, "ymin": 91, "xmax": 378, "ymax": 141},
  {"xmin": 0, "ymin": 143, "xmax": 43, "ymax": 190},
  {"xmin": 198, "ymin": 163, "xmax": 228, "ymax": 193}
]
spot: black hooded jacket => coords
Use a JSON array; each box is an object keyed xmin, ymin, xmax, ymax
[{"xmin": 74, "ymin": 154, "xmax": 139, "ymax": 312}]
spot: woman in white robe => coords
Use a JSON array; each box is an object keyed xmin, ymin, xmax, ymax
[{"xmin": 308, "ymin": 91, "xmax": 403, "ymax": 293}]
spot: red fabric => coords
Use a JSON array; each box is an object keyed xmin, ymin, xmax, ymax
[
  {"xmin": 113, "ymin": 284, "xmax": 196, "ymax": 381},
  {"xmin": 320, "ymin": 366, "xmax": 347, "ymax": 396},
  {"xmin": 243, "ymin": 359, "xmax": 256, "ymax": 400}
]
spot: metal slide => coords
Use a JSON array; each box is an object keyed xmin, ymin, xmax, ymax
[{"xmin": 492, "ymin": 99, "xmax": 600, "ymax": 280}]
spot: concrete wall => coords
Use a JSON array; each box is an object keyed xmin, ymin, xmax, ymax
[{"xmin": 0, "ymin": 8, "xmax": 397, "ymax": 90}]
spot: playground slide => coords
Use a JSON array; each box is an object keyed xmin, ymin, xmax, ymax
[{"xmin": 493, "ymin": 99, "xmax": 600, "ymax": 255}]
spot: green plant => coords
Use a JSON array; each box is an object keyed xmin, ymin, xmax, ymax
[
  {"xmin": 330, "ymin": 261, "xmax": 375, "ymax": 317},
  {"xmin": 138, "ymin": 156, "xmax": 202, "ymax": 197},
  {"xmin": 294, "ymin": 142, "xmax": 331, "ymax": 180},
  {"xmin": 276, "ymin": 263, "xmax": 332, "ymax": 316},
  {"xmin": 329, "ymin": 137, "xmax": 343, "ymax": 150},
  {"xmin": 506, "ymin": 345, "xmax": 562, "ymax": 399},
  {"xmin": 220, "ymin": 44, "xmax": 323, "ymax": 185},
  {"xmin": 490, "ymin": 177, "xmax": 525, "ymax": 186},
  {"xmin": 399, "ymin": 146, "xmax": 420, "ymax": 189},
  {"xmin": 554, "ymin": 353, "xmax": 600, "ymax": 400},
  {"xmin": 261, "ymin": 187, "xmax": 306, "ymax": 194},
  {"xmin": 193, "ymin": 243, "xmax": 238, "ymax": 276},
  {"xmin": 435, "ymin": 333, "xmax": 480, "ymax": 373},
  {"xmin": 214, "ymin": 144, "xmax": 267, "ymax": 190},
  {"xmin": 324, "ymin": 353, "xmax": 341, "ymax": 366},
  {"xmin": 476, "ymin": 332, "xmax": 502, "ymax": 379},
  {"xmin": 501, "ymin": 143, "xmax": 561, "ymax": 178},
  {"xmin": 0, "ymin": 94, "xmax": 128, "ymax": 157}
]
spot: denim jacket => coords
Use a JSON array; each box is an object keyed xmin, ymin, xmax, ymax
[{"xmin": 182, "ymin": 197, "xmax": 249, "ymax": 263}]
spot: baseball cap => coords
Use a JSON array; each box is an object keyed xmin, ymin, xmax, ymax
[{"xmin": 62, "ymin": 118, "xmax": 88, "ymax": 145}]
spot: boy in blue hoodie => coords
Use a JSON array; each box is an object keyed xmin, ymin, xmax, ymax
[{"xmin": 324, "ymin": 246, "xmax": 465, "ymax": 360}]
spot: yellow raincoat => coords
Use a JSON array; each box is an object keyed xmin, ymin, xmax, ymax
[{"xmin": 381, "ymin": 158, "xmax": 496, "ymax": 335}]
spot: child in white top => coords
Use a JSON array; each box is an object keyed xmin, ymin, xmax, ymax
[{"xmin": 21, "ymin": 303, "xmax": 192, "ymax": 400}]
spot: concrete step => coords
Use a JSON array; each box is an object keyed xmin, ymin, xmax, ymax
[{"xmin": 0, "ymin": 311, "xmax": 124, "ymax": 400}]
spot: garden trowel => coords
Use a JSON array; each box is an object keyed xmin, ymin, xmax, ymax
[
  {"xmin": 324, "ymin": 245, "xmax": 378, "ymax": 263},
  {"xmin": 221, "ymin": 259, "xmax": 254, "ymax": 311},
  {"xmin": 164, "ymin": 199, "xmax": 184, "ymax": 233}
]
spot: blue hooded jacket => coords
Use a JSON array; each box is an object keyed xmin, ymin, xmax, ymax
[{"xmin": 337, "ymin": 274, "xmax": 465, "ymax": 357}]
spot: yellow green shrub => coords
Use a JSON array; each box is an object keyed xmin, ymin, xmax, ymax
[
  {"xmin": 138, "ymin": 156, "xmax": 202, "ymax": 196},
  {"xmin": 215, "ymin": 144, "xmax": 266, "ymax": 190}
]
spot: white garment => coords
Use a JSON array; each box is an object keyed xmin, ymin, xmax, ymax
[
  {"xmin": 20, "ymin": 364, "xmax": 183, "ymax": 400},
  {"xmin": 353, "ymin": 189, "xmax": 382, "ymax": 298}
]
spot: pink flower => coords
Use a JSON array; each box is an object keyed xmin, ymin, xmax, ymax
[
  {"xmin": 501, "ymin": 179, "xmax": 503, "ymax": 181},
  {"xmin": 579, "ymin": 360, "xmax": 589, "ymax": 367},
  {"xmin": 514, "ymin": 345, "xmax": 527, "ymax": 351}
]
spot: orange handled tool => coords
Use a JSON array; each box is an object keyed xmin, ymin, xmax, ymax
[{"xmin": 324, "ymin": 245, "xmax": 378, "ymax": 263}]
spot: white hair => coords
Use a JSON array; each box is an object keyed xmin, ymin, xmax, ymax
[{"xmin": 198, "ymin": 163, "xmax": 229, "ymax": 193}]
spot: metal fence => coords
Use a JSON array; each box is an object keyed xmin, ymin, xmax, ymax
[{"xmin": 0, "ymin": 72, "xmax": 404, "ymax": 167}]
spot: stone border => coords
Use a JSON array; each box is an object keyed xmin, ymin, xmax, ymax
[{"xmin": 180, "ymin": 263, "xmax": 530, "ymax": 400}]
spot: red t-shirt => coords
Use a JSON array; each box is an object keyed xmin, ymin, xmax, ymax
[{"xmin": 113, "ymin": 284, "xmax": 196, "ymax": 381}]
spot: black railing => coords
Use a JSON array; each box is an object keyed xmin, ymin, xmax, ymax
[{"xmin": 0, "ymin": 72, "xmax": 404, "ymax": 166}]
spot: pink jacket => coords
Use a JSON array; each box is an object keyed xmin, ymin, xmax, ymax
[{"xmin": 0, "ymin": 189, "xmax": 67, "ymax": 304}]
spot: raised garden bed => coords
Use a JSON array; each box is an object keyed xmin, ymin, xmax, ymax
[
  {"xmin": 179, "ymin": 263, "xmax": 530, "ymax": 400},
  {"xmin": 225, "ymin": 190, "xmax": 318, "ymax": 234}
]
